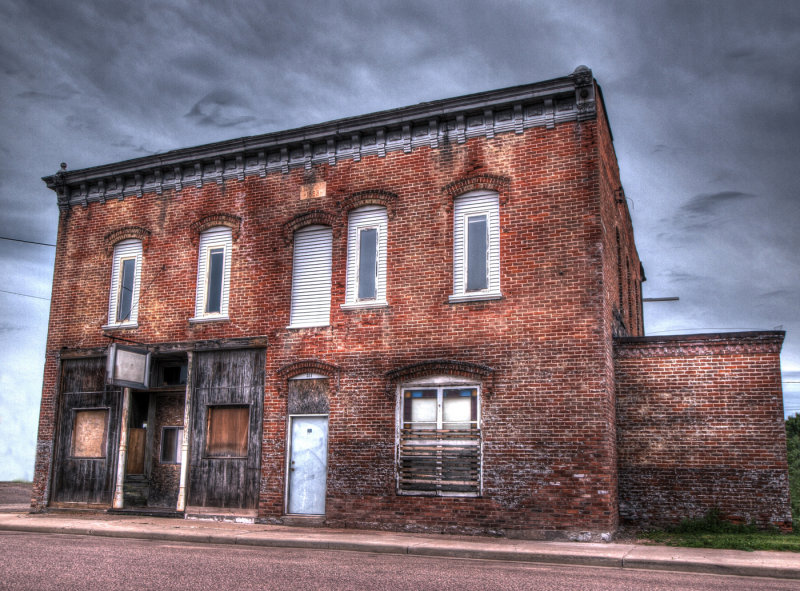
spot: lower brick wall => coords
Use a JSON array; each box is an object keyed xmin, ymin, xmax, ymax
[{"xmin": 615, "ymin": 332, "xmax": 792, "ymax": 530}]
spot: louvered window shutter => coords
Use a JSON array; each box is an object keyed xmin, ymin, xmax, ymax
[{"xmin": 290, "ymin": 225, "xmax": 333, "ymax": 327}]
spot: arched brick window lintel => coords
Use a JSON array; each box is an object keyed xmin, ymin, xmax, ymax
[
  {"xmin": 103, "ymin": 226, "xmax": 151, "ymax": 254},
  {"xmin": 385, "ymin": 359, "xmax": 495, "ymax": 398},
  {"xmin": 190, "ymin": 213, "xmax": 242, "ymax": 243},
  {"xmin": 277, "ymin": 359, "xmax": 341, "ymax": 396},
  {"xmin": 282, "ymin": 210, "xmax": 337, "ymax": 245},
  {"xmin": 339, "ymin": 189, "xmax": 398, "ymax": 218},
  {"xmin": 441, "ymin": 174, "xmax": 510, "ymax": 205}
]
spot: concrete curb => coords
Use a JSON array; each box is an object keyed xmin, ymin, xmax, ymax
[{"xmin": 0, "ymin": 514, "xmax": 797, "ymax": 580}]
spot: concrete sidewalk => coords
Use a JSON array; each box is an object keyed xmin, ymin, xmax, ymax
[{"xmin": 0, "ymin": 511, "xmax": 797, "ymax": 580}]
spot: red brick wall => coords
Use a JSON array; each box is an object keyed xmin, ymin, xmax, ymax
[
  {"xmin": 615, "ymin": 333, "xmax": 792, "ymax": 530},
  {"xmin": 34, "ymin": 114, "xmax": 625, "ymax": 537}
]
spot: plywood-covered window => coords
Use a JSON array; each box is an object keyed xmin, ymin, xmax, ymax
[
  {"xmin": 71, "ymin": 409, "xmax": 109, "ymax": 458},
  {"xmin": 205, "ymin": 406, "xmax": 248, "ymax": 458}
]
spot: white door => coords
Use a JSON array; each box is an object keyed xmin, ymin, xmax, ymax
[{"xmin": 287, "ymin": 415, "xmax": 328, "ymax": 514}]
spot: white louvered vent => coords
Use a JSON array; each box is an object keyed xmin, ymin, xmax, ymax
[
  {"xmin": 193, "ymin": 226, "xmax": 232, "ymax": 320},
  {"xmin": 451, "ymin": 190, "xmax": 501, "ymax": 301},
  {"xmin": 289, "ymin": 225, "xmax": 333, "ymax": 328},
  {"xmin": 344, "ymin": 206, "xmax": 388, "ymax": 307},
  {"xmin": 106, "ymin": 238, "xmax": 143, "ymax": 327}
]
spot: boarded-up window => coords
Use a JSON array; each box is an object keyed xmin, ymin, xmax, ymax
[
  {"xmin": 71, "ymin": 409, "xmax": 109, "ymax": 458},
  {"xmin": 161, "ymin": 427, "xmax": 184, "ymax": 463},
  {"xmin": 399, "ymin": 387, "xmax": 480, "ymax": 496},
  {"xmin": 205, "ymin": 406, "xmax": 248, "ymax": 457},
  {"xmin": 288, "ymin": 376, "xmax": 330, "ymax": 415}
]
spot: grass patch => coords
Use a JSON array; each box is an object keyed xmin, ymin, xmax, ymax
[{"xmin": 641, "ymin": 510, "xmax": 800, "ymax": 552}]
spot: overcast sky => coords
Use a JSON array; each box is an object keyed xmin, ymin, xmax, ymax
[{"xmin": 1, "ymin": 0, "xmax": 798, "ymax": 480}]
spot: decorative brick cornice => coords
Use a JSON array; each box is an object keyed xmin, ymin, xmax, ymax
[
  {"xmin": 614, "ymin": 332, "xmax": 785, "ymax": 359},
  {"xmin": 385, "ymin": 359, "xmax": 495, "ymax": 398},
  {"xmin": 103, "ymin": 226, "xmax": 151, "ymax": 254},
  {"xmin": 282, "ymin": 210, "xmax": 336, "ymax": 245},
  {"xmin": 43, "ymin": 68, "xmax": 595, "ymax": 209},
  {"xmin": 339, "ymin": 189, "xmax": 398, "ymax": 216},
  {"xmin": 441, "ymin": 174, "xmax": 510, "ymax": 198},
  {"xmin": 190, "ymin": 213, "xmax": 242, "ymax": 240}
]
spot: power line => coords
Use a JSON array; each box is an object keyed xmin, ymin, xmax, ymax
[
  {"xmin": 0, "ymin": 235, "xmax": 56, "ymax": 247},
  {"xmin": 0, "ymin": 289, "xmax": 50, "ymax": 301}
]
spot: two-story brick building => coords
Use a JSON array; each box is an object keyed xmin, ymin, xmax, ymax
[{"xmin": 32, "ymin": 67, "xmax": 792, "ymax": 538}]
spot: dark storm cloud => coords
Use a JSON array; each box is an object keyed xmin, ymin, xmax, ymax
[
  {"xmin": 681, "ymin": 192, "xmax": 756, "ymax": 216},
  {"xmin": 186, "ymin": 90, "xmax": 256, "ymax": 128}
]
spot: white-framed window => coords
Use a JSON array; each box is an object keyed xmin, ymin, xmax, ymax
[
  {"xmin": 289, "ymin": 225, "xmax": 332, "ymax": 328},
  {"xmin": 105, "ymin": 239, "xmax": 142, "ymax": 328},
  {"xmin": 343, "ymin": 206, "xmax": 387, "ymax": 308},
  {"xmin": 192, "ymin": 226, "xmax": 232, "ymax": 322},
  {"xmin": 397, "ymin": 379, "xmax": 481, "ymax": 496},
  {"xmin": 449, "ymin": 190, "xmax": 501, "ymax": 302}
]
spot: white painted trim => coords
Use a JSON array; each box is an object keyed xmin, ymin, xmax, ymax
[
  {"xmin": 192, "ymin": 226, "xmax": 232, "ymax": 321},
  {"xmin": 345, "ymin": 206, "xmax": 388, "ymax": 306},
  {"xmin": 106, "ymin": 239, "xmax": 142, "ymax": 328},
  {"xmin": 452, "ymin": 190, "xmax": 500, "ymax": 299}
]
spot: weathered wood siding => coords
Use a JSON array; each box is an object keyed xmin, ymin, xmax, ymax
[
  {"xmin": 52, "ymin": 357, "xmax": 121, "ymax": 504},
  {"xmin": 188, "ymin": 349, "xmax": 265, "ymax": 509}
]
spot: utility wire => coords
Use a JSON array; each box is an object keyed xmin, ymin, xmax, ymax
[
  {"xmin": 0, "ymin": 288, "xmax": 50, "ymax": 301},
  {"xmin": 0, "ymin": 235, "xmax": 56, "ymax": 247}
]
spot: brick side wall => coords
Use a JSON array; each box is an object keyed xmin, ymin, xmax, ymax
[
  {"xmin": 615, "ymin": 333, "xmax": 792, "ymax": 530},
  {"xmin": 34, "ymin": 116, "xmax": 620, "ymax": 537}
]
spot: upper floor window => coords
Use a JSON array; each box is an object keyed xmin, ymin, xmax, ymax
[
  {"xmin": 192, "ymin": 226, "xmax": 232, "ymax": 321},
  {"xmin": 343, "ymin": 206, "xmax": 388, "ymax": 308},
  {"xmin": 289, "ymin": 225, "xmax": 332, "ymax": 328},
  {"xmin": 106, "ymin": 238, "xmax": 142, "ymax": 328},
  {"xmin": 449, "ymin": 190, "xmax": 501, "ymax": 302}
]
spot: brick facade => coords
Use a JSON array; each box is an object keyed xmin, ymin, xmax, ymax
[{"xmin": 32, "ymin": 68, "xmax": 790, "ymax": 537}]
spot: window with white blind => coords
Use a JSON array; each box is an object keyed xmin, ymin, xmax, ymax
[
  {"xmin": 192, "ymin": 226, "xmax": 232, "ymax": 322},
  {"xmin": 289, "ymin": 225, "xmax": 332, "ymax": 328},
  {"xmin": 449, "ymin": 190, "xmax": 501, "ymax": 302},
  {"xmin": 343, "ymin": 206, "xmax": 387, "ymax": 308},
  {"xmin": 105, "ymin": 239, "xmax": 142, "ymax": 328}
]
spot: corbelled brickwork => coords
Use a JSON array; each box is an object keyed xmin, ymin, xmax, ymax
[{"xmin": 615, "ymin": 333, "xmax": 792, "ymax": 530}]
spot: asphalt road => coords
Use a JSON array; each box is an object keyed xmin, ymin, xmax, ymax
[{"xmin": 1, "ymin": 531, "xmax": 796, "ymax": 591}]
